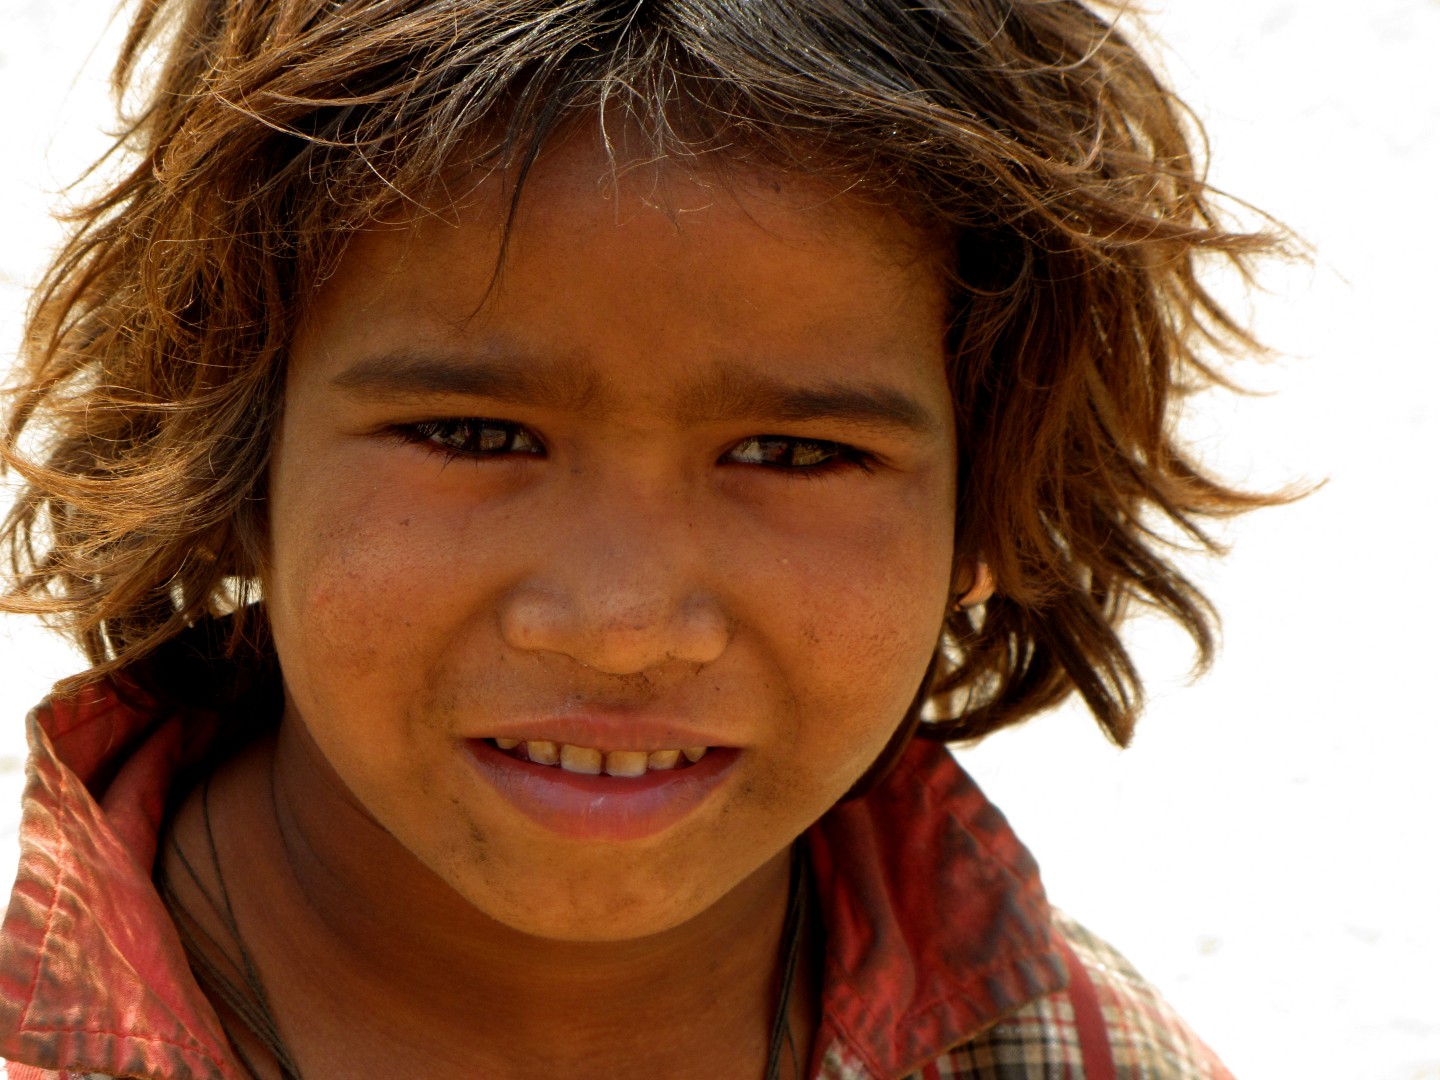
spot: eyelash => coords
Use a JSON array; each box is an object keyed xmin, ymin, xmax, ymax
[
  {"xmin": 390, "ymin": 420, "xmax": 875, "ymax": 477},
  {"xmin": 723, "ymin": 435, "xmax": 875, "ymax": 478},
  {"xmin": 393, "ymin": 419, "xmax": 545, "ymax": 460}
]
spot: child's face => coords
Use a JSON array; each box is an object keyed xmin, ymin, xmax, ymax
[{"xmin": 265, "ymin": 134, "xmax": 958, "ymax": 940}]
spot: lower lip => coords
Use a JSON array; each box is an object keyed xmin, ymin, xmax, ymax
[{"xmin": 463, "ymin": 740, "xmax": 740, "ymax": 841}]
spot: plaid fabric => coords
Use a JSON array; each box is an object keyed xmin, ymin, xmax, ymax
[
  {"xmin": 929, "ymin": 991, "xmax": 1086, "ymax": 1079},
  {"xmin": 1056, "ymin": 915, "xmax": 1232, "ymax": 1080},
  {"xmin": 809, "ymin": 913, "xmax": 1232, "ymax": 1080}
]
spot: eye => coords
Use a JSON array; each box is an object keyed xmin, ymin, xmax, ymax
[
  {"xmin": 723, "ymin": 436, "xmax": 873, "ymax": 476},
  {"xmin": 394, "ymin": 419, "xmax": 544, "ymax": 460}
]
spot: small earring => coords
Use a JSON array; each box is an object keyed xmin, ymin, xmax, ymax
[{"xmin": 952, "ymin": 560, "xmax": 994, "ymax": 610}]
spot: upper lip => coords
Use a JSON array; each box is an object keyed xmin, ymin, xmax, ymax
[{"xmin": 467, "ymin": 712, "xmax": 735, "ymax": 751}]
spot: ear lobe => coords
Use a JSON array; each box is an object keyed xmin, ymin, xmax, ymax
[{"xmin": 953, "ymin": 559, "xmax": 994, "ymax": 609}]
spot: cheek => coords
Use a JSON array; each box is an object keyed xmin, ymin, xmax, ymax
[
  {"xmin": 803, "ymin": 492, "xmax": 952, "ymax": 646},
  {"xmin": 264, "ymin": 481, "xmax": 480, "ymax": 827},
  {"xmin": 756, "ymin": 499, "xmax": 954, "ymax": 759},
  {"xmin": 270, "ymin": 517, "xmax": 410, "ymax": 683},
  {"xmin": 264, "ymin": 450, "xmax": 474, "ymax": 715}
]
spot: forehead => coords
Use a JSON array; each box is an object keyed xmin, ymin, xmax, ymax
[{"xmin": 293, "ymin": 132, "xmax": 952, "ymax": 421}]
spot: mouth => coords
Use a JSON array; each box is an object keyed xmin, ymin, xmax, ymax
[
  {"xmin": 465, "ymin": 737, "xmax": 738, "ymax": 841},
  {"xmin": 485, "ymin": 738, "xmax": 711, "ymax": 777}
]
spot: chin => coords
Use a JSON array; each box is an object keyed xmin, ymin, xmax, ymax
[
  {"xmin": 443, "ymin": 840, "xmax": 782, "ymax": 945},
  {"xmin": 474, "ymin": 884, "xmax": 711, "ymax": 944}
]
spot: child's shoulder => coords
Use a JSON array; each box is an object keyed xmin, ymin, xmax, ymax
[
  {"xmin": 944, "ymin": 911, "xmax": 1234, "ymax": 1080},
  {"xmin": 813, "ymin": 906, "xmax": 1234, "ymax": 1080}
]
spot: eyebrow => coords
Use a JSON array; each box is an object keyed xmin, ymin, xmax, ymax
[
  {"xmin": 330, "ymin": 349, "xmax": 598, "ymax": 411},
  {"xmin": 331, "ymin": 350, "xmax": 938, "ymax": 435},
  {"xmin": 674, "ymin": 364, "xmax": 940, "ymax": 435}
]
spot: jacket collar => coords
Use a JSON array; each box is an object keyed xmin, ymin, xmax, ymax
[{"xmin": 1, "ymin": 677, "xmax": 1063, "ymax": 1080}]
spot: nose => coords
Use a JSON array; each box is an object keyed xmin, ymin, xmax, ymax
[{"xmin": 498, "ymin": 497, "xmax": 730, "ymax": 676}]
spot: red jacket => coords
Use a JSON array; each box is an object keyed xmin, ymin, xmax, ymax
[{"xmin": 0, "ymin": 676, "xmax": 1233, "ymax": 1079}]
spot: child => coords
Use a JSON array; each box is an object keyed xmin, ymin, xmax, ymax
[{"xmin": 0, "ymin": 1, "xmax": 1280, "ymax": 1077}]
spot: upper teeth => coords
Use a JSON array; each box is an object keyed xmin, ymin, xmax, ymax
[{"xmin": 491, "ymin": 739, "xmax": 709, "ymax": 776}]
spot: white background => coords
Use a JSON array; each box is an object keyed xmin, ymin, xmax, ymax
[{"xmin": 2, "ymin": 1, "xmax": 1437, "ymax": 1077}]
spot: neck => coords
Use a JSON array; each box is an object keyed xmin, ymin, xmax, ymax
[{"xmin": 165, "ymin": 721, "xmax": 819, "ymax": 1080}]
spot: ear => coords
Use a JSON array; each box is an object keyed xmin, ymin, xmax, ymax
[{"xmin": 952, "ymin": 558, "xmax": 994, "ymax": 609}]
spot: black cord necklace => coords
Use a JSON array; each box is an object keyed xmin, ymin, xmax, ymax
[
  {"xmin": 156, "ymin": 777, "xmax": 303, "ymax": 1080},
  {"xmin": 765, "ymin": 838, "xmax": 811, "ymax": 1080},
  {"xmin": 158, "ymin": 787, "xmax": 812, "ymax": 1080}
]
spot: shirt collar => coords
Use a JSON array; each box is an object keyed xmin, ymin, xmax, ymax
[
  {"xmin": 1, "ymin": 677, "xmax": 1063, "ymax": 1080},
  {"xmin": 806, "ymin": 737, "xmax": 1066, "ymax": 1078},
  {"xmin": 0, "ymin": 681, "xmax": 244, "ymax": 1079}
]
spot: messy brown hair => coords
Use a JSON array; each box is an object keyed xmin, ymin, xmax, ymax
[{"xmin": 1, "ymin": 0, "xmax": 1283, "ymax": 745}]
